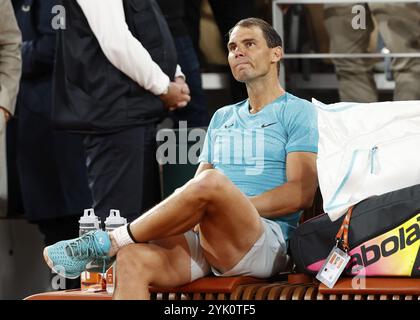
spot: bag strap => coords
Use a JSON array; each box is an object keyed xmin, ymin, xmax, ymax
[{"xmin": 335, "ymin": 206, "xmax": 354, "ymax": 252}]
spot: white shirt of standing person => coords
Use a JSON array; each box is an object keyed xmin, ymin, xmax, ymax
[{"xmin": 76, "ymin": 0, "xmax": 190, "ymax": 110}]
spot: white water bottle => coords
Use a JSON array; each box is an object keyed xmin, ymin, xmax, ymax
[
  {"xmin": 79, "ymin": 208, "xmax": 101, "ymax": 236},
  {"xmin": 79, "ymin": 209, "xmax": 103, "ymax": 291},
  {"xmin": 104, "ymin": 209, "xmax": 127, "ymax": 294}
]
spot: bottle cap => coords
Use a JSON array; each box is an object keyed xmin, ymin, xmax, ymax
[
  {"xmin": 79, "ymin": 208, "xmax": 101, "ymax": 227},
  {"xmin": 105, "ymin": 209, "xmax": 127, "ymax": 228}
]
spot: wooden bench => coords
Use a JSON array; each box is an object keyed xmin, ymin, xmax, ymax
[{"xmin": 24, "ymin": 274, "xmax": 420, "ymax": 300}]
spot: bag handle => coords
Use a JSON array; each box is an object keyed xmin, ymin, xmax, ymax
[{"xmin": 335, "ymin": 206, "xmax": 354, "ymax": 252}]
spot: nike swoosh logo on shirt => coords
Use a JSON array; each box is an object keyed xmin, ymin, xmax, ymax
[
  {"xmin": 224, "ymin": 123, "xmax": 234, "ymax": 128},
  {"xmin": 261, "ymin": 122, "xmax": 278, "ymax": 128}
]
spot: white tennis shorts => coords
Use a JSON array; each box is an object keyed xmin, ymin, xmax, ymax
[{"xmin": 183, "ymin": 218, "xmax": 290, "ymax": 281}]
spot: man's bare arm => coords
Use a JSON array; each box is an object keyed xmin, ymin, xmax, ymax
[{"xmin": 249, "ymin": 152, "xmax": 318, "ymax": 218}]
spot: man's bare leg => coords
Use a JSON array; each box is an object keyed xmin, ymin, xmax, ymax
[
  {"xmin": 113, "ymin": 235, "xmax": 193, "ymax": 300},
  {"xmin": 120, "ymin": 169, "xmax": 263, "ymax": 272}
]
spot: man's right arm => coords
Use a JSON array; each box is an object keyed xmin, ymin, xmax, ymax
[{"xmin": 76, "ymin": 0, "xmax": 189, "ymax": 108}]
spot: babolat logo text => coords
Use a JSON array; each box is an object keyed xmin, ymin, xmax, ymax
[{"xmin": 347, "ymin": 215, "xmax": 419, "ymax": 272}]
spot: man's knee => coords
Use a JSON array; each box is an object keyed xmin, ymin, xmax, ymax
[{"xmin": 188, "ymin": 169, "xmax": 229, "ymax": 200}]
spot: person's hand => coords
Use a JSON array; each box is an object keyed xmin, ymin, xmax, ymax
[
  {"xmin": 175, "ymin": 76, "xmax": 190, "ymax": 95},
  {"xmin": 159, "ymin": 80, "xmax": 191, "ymax": 111},
  {"xmin": 0, "ymin": 107, "xmax": 11, "ymax": 122},
  {"xmin": 170, "ymin": 77, "xmax": 190, "ymax": 111}
]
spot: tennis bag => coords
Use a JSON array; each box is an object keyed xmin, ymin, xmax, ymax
[{"xmin": 290, "ymin": 184, "xmax": 420, "ymax": 276}]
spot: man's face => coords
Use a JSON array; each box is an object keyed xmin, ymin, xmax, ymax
[{"xmin": 227, "ymin": 26, "xmax": 281, "ymax": 83}]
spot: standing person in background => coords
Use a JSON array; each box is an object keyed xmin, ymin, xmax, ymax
[
  {"xmin": 12, "ymin": 0, "xmax": 92, "ymax": 289},
  {"xmin": 157, "ymin": 0, "xmax": 209, "ymax": 128},
  {"xmin": 184, "ymin": 0, "xmax": 256, "ymax": 103},
  {"xmin": 52, "ymin": 0, "xmax": 190, "ymax": 223},
  {"xmin": 0, "ymin": 0, "xmax": 21, "ymax": 215},
  {"xmin": 324, "ymin": 3, "xmax": 420, "ymax": 102},
  {"xmin": 12, "ymin": 0, "xmax": 92, "ymax": 248}
]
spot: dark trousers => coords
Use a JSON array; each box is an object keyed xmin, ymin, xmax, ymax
[
  {"xmin": 82, "ymin": 125, "xmax": 161, "ymax": 223},
  {"xmin": 171, "ymin": 35, "xmax": 210, "ymax": 128},
  {"xmin": 37, "ymin": 215, "xmax": 81, "ymax": 290},
  {"xmin": 17, "ymin": 106, "xmax": 92, "ymax": 221}
]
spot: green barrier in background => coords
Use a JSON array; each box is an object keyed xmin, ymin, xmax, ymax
[{"xmin": 157, "ymin": 126, "xmax": 207, "ymax": 199}]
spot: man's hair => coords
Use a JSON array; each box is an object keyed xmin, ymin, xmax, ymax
[{"xmin": 228, "ymin": 18, "xmax": 283, "ymax": 74}]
